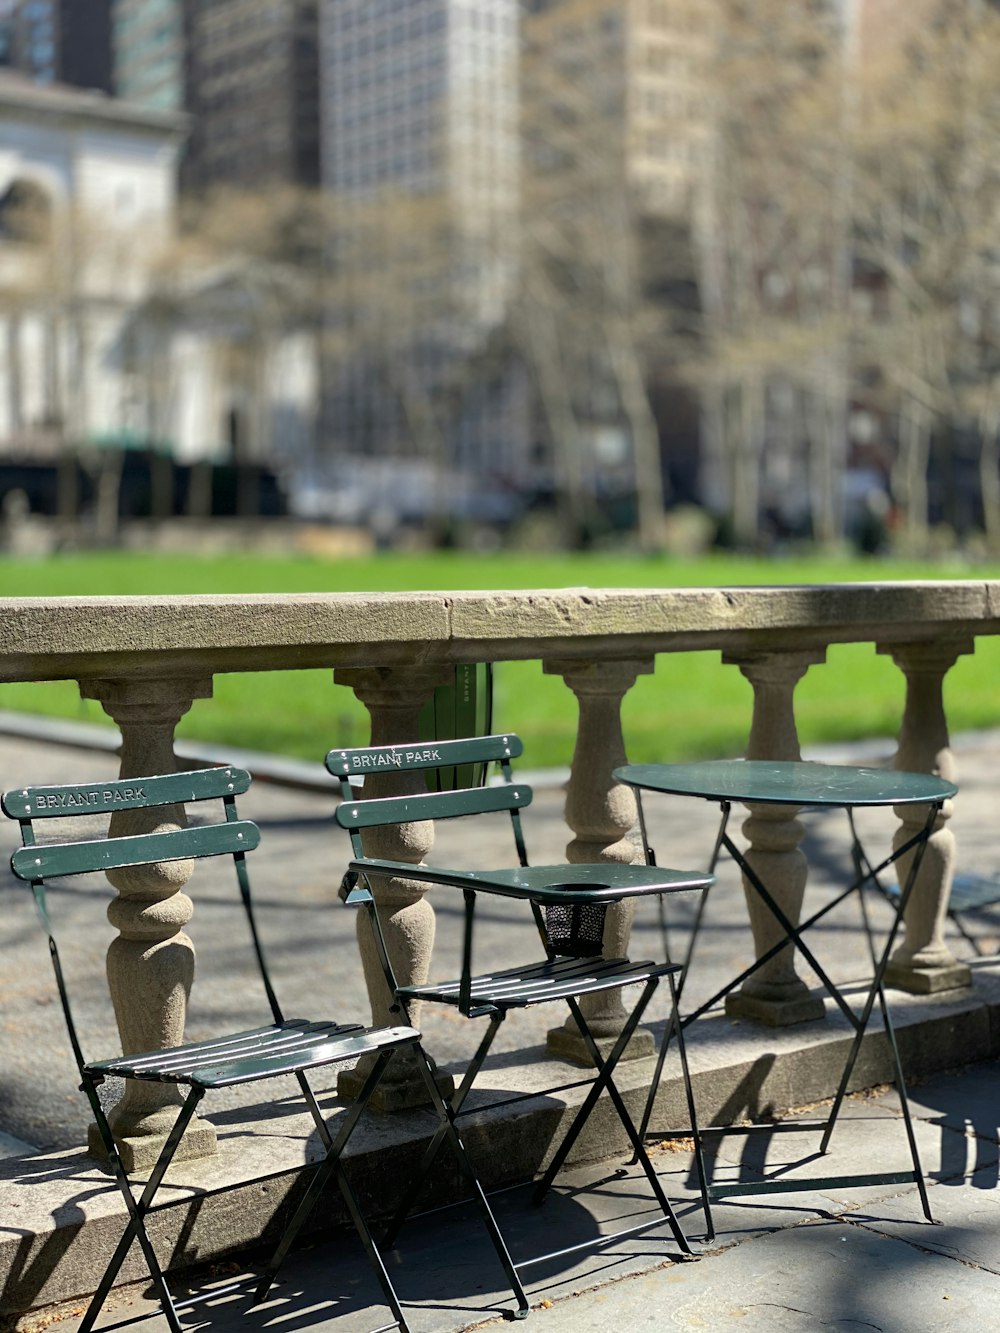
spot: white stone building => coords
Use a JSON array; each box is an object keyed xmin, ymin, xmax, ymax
[
  {"xmin": 0, "ymin": 70, "xmax": 182, "ymax": 457},
  {"xmin": 0, "ymin": 69, "xmax": 318, "ymax": 516}
]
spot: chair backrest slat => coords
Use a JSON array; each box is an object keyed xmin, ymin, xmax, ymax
[
  {"xmin": 11, "ymin": 820, "xmax": 260, "ymax": 881},
  {"xmin": 336, "ymin": 783, "xmax": 531, "ymax": 831},
  {"xmin": 1, "ymin": 766, "xmax": 250, "ymax": 821},
  {"xmin": 325, "ymin": 733, "xmax": 522, "ymax": 779}
]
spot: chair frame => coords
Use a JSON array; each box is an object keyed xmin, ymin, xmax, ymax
[
  {"xmin": 328, "ymin": 733, "xmax": 714, "ymax": 1273},
  {"xmin": 2, "ymin": 765, "xmax": 511, "ymax": 1333}
]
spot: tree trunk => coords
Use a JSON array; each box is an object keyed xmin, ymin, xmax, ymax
[
  {"xmin": 187, "ymin": 460, "xmax": 213, "ymax": 518},
  {"xmin": 392, "ymin": 355, "xmax": 451, "ymax": 545},
  {"xmin": 892, "ymin": 393, "xmax": 932, "ymax": 551},
  {"xmin": 607, "ymin": 327, "xmax": 667, "ymax": 552},
  {"xmin": 979, "ymin": 399, "xmax": 1000, "ymax": 551},
  {"xmin": 520, "ymin": 305, "xmax": 592, "ymax": 543},
  {"xmin": 94, "ymin": 449, "xmax": 124, "ymax": 546},
  {"xmin": 806, "ymin": 371, "xmax": 848, "ymax": 547},
  {"xmin": 731, "ymin": 377, "xmax": 765, "ymax": 548},
  {"xmin": 150, "ymin": 451, "xmax": 174, "ymax": 520}
]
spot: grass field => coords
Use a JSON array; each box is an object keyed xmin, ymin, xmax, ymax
[{"xmin": 1, "ymin": 547, "xmax": 998, "ymax": 768}]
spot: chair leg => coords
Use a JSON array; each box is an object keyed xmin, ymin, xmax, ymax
[
  {"xmin": 382, "ymin": 1013, "xmax": 503, "ymax": 1249},
  {"xmin": 333, "ymin": 1163, "xmax": 412, "ymax": 1333},
  {"xmin": 632, "ymin": 977, "xmax": 712, "ymax": 1240},
  {"xmin": 254, "ymin": 1049, "xmax": 406, "ymax": 1319},
  {"xmin": 533, "ymin": 980, "xmax": 655, "ymax": 1199},
  {"xmin": 532, "ymin": 982, "xmax": 693, "ymax": 1257},
  {"xmin": 78, "ymin": 1080, "xmax": 205, "ymax": 1333},
  {"xmin": 635, "ymin": 1004, "xmax": 675, "ymax": 1151},
  {"xmin": 665, "ymin": 971, "xmax": 712, "ymax": 1241},
  {"xmin": 412, "ymin": 1047, "xmax": 530, "ymax": 1321}
]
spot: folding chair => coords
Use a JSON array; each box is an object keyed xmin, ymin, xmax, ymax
[
  {"xmin": 2, "ymin": 765, "xmax": 524, "ymax": 1333},
  {"xmin": 327, "ymin": 733, "xmax": 715, "ymax": 1276}
]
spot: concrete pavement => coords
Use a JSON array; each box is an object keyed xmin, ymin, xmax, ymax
[{"xmin": 20, "ymin": 1062, "xmax": 1000, "ymax": 1333}]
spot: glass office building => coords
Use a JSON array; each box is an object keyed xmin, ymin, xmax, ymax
[{"xmin": 112, "ymin": 0, "xmax": 186, "ymax": 111}]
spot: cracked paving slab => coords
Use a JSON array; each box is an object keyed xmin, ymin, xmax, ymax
[{"xmin": 524, "ymin": 1218, "xmax": 996, "ymax": 1333}]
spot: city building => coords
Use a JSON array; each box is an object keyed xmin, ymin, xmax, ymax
[
  {"xmin": 184, "ymin": 0, "xmax": 320, "ymax": 191},
  {"xmin": 4, "ymin": 0, "xmax": 113, "ymax": 92},
  {"xmin": 111, "ymin": 0, "xmax": 187, "ymax": 112},
  {"xmin": 317, "ymin": 0, "xmax": 525, "ymax": 513},
  {"xmin": 0, "ymin": 71, "xmax": 317, "ymax": 521},
  {"xmin": 522, "ymin": 0, "xmax": 706, "ymax": 222},
  {"xmin": 0, "ymin": 70, "xmax": 183, "ymax": 462},
  {"xmin": 112, "ymin": 1, "xmax": 320, "ymax": 193}
]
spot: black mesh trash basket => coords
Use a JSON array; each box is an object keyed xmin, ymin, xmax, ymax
[{"xmin": 544, "ymin": 901, "xmax": 608, "ymax": 958}]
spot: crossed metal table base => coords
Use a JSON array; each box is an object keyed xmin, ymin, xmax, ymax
[{"xmin": 614, "ymin": 759, "xmax": 957, "ymax": 1241}]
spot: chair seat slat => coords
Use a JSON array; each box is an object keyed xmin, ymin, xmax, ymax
[
  {"xmin": 86, "ymin": 1020, "xmax": 316, "ymax": 1074},
  {"xmin": 400, "ymin": 956, "xmax": 678, "ymax": 1010},
  {"xmin": 88, "ymin": 1021, "xmax": 420, "ymax": 1088},
  {"xmin": 194, "ymin": 1026, "xmax": 421, "ymax": 1088},
  {"xmin": 95, "ymin": 1020, "xmax": 361, "ymax": 1076}
]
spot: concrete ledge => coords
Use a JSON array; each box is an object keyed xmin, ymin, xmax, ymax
[
  {"xmin": 4, "ymin": 965, "xmax": 999, "ymax": 1321},
  {"xmin": 3, "ymin": 583, "xmax": 1000, "ymax": 683}
]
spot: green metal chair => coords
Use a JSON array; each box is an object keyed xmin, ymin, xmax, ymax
[
  {"xmin": 327, "ymin": 733, "xmax": 715, "ymax": 1276},
  {"xmin": 2, "ymin": 765, "xmax": 523, "ymax": 1333}
]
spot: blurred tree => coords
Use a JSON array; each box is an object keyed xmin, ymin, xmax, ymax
[
  {"xmin": 691, "ymin": 0, "xmax": 1000, "ymax": 551},
  {"xmin": 850, "ymin": 0, "xmax": 1000, "ymax": 549},
  {"xmin": 130, "ymin": 1, "xmax": 1000, "ymax": 554},
  {"xmin": 686, "ymin": 0, "xmax": 851, "ymax": 548},
  {"xmin": 141, "ymin": 185, "xmax": 323, "ymax": 517},
  {"xmin": 518, "ymin": 0, "xmax": 671, "ymax": 551}
]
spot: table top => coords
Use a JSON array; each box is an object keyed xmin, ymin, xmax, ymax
[
  {"xmin": 615, "ymin": 759, "xmax": 957, "ymax": 808},
  {"xmin": 350, "ymin": 856, "xmax": 714, "ymax": 905}
]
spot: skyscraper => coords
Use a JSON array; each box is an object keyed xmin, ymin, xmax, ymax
[
  {"xmin": 112, "ymin": 0, "xmax": 187, "ymax": 112},
  {"xmin": 185, "ymin": 0, "xmax": 320, "ymax": 190},
  {"xmin": 319, "ymin": 0, "xmax": 523, "ymax": 479},
  {"xmin": 113, "ymin": 1, "xmax": 321, "ymax": 191}
]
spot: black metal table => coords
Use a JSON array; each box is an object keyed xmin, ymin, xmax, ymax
[{"xmin": 614, "ymin": 758, "xmax": 957, "ymax": 1238}]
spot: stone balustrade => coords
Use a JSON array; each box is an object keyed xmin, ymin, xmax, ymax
[{"xmin": 1, "ymin": 580, "xmax": 996, "ymax": 1165}]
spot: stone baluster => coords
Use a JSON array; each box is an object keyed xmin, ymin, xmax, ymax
[
  {"xmin": 542, "ymin": 658, "xmax": 655, "ymax": 1065},
  {"xmin": 876, "ymin": 640, "xmax": 973, "ymax": 993},
  {"xmin": 334, "ymin": 665, "xmax": 455, "ymax": 1110},
  {"xmin": 722, "ymin": 650, "xmax": 827, "ymax": 1026},
  {"xmin": 80, "ymin": 676, "xmax": 215, "ymax": 1171}
]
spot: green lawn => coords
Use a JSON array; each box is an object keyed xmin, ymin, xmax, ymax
[{"xmin": 1, "ymin": 548, "xmax": 997, "ymax": 768}]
